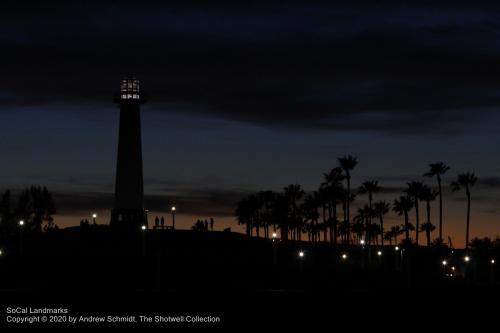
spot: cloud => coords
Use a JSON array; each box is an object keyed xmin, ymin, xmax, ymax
[{"xmin": 2, "ymin": 2, "xmax": 500, "ymax": 134}]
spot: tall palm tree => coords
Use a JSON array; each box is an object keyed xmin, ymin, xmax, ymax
[
  {"xmin": 405, "ymin": 181, "xmax": 424, "ymax": 246},
  {"xmin": 393, "ymin": 196, "xmax": 413, "ymax": 244},
  {"xmin": 256, "ymin": 191, "xmax": 275, "ymax": 239},
  {"xmin": 451, "ymin": 172, "xmax": 478, "ymax": 250},
  {"xmin": 338, "ymin": 155, "xmax": 358, "ymax": 244},
  {"xmin": 301, "ymin": 192, "xmax": 320, "ymax": 242},
  {"xmin": 424, "ymin": 162, "xmax": 450, "ymax": 242},
  {"xmin": 322, "ymin": 167, "xmax": 345, "ymax": 245},
  {"xmin": 373, "ymin": 201, "xmax": 390, "ymax": 247},
  {"xmin": 419, "ymin": 185, "xmax": 437, "ymax": 247},
  {"xmin": 283, "ymin": 184, "xmax": 305, "ymax": 241},
  {"xmin": 359, "ymin": 180, "xmax": 381, "ymax": 242}
]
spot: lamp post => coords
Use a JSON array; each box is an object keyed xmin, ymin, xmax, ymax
[
  {"xmin": 171, "ymin": 206, "xmax": 176, "ymax": 230},
  {"xmin": 395, "ymin": 246, "xmax": 400, "ymax": 270},
  {"xmin": 360, "ymin": 239, "xmax": 366, "ymax": 269},
  {"xmin": 298, "ymin": 250, "xmax": 304, "ymax": 273},
  {"xmin": 442, "ymin": 260, "xmax": 447, "ymax": 276},
  {"xmin": 19, "ymin": 220, "xmax": 24, "ymax": 256},
  {"xmin": 490, "ymin": 259, "xmax": 496, "ymax": 285},
  {"xmin": 272, "ymin": 232, "xmax": 278, "ymax": 266},
  {"xmin": 92, "ymin": 213, "xmax": 97, "ymax": 225},
  {"xmin": 141, "ymin": 225, "xmax": 147, "ymax": 256}
]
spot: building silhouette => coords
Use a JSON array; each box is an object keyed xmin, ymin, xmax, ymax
[{"xmin": 110, "ymin": 77, "xmax": 147, "ymax": 230}]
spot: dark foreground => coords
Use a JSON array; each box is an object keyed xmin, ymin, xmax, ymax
[{"xmin": 0, "ymin": 228, "xmax": 498, "ymax": 329}]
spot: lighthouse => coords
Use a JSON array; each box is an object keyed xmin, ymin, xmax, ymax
[{"xmin": 110, "ymin": 77, "xmax": 147, "ymax": 230}]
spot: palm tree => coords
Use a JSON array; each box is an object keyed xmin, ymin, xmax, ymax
[
  {"xmin": 338, "ymin": 155, "xmax": 358, "ymax": 244},
  {"xmin": 358, "ymin": 180, "xmax": 381, "ymax": 240},
  {"xmin": 322, "ymin": 167, "xmax": 345, "ymax": 245},
  {"xmin": 419, "ymin": 185, "xmax": 437, "ymax": 247},
  {"xmin": 405, "ymin": 181, "xmax": 424, "ymax": 246},
  {"xmin": 393, "ymin": 196, "xmax": 413, "ymax": 244},
  {"xmin": 302, "ymin": 193, "xmax": 320, "ymax": 242},
  {"xmin": 373, "ymin": 201, "xmax": 390, "ymax": 247},
  {"xmin": 451, "ymin": 172, "xmax": 478, "ymax": 250},
  {"xmin": 424, "ymin": 162, "xmax": 450, "ymax": 242},
  {"xmin": 256, "ymin": 191, "xmax": 275, "ymax": 239},
  {"xmin": 282, "ymin": 184, "xmax": 305, "ymax": 241}
]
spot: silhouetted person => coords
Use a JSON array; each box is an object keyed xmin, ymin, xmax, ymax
[
  {"xmin": 155, "ymin": 216, "xmax": 159, "ymax": 229},
  {"xmin": 160, "ymin": 216, "xmax": 164, "ymax": 228},
  {"xmin": 210, "ymin": 217, "xmax": 214, "ymax": 231},
  {"xmin": 204, "ymin": 220, "xmax": 208, "ymax": 231},
  {"xmin": 80, "ymin": 219, "xmax": 84, "ymax": 227}
]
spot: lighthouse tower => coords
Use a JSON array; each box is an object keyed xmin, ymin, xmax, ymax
[{"xmin": 110, "ymin": 77, "xmax": 147, "ymax": 230}]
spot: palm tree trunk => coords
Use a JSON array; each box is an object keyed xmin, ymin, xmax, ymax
[
  {"xmin": 346, "ymin": 175, "xmax": 351, "ymax": 245},
  {"xmin": 380, "ymin": 215, "xmax": 384, "ymax": 247},
  {"xmin": 414, "ymin": 198, "xmax": 420, "ymax": 246},
  {"xmin": 404, "ymin": 211, "xmax": 410, "ymax": 242},
  {"xmin": 426, "ymin": 200, "xmax": 431, "ymax": 247},
  {"xmin": 333, "ymin": 204, "xmax": 338, "ymax": 245},
  {"xmin": 438, "ymin": 177, "xmax": 443, "ymax": 242},
  {"xmin": 466, "ymin": 190, "xmax": 471, "ymax": 250}
]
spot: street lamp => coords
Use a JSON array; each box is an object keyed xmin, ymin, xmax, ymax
[
  {"xmin": 491, "ymin": 259, "xmax": 496, "ymax": 264},
  {"xmin": 18, "ymin": 220, "xmax": 24, "ymax": 256},
  {"xmin": 141, "ymin": 225, "xmax": 146, "ymax": 231},
  {"xmin": 272, "ymin": 232, "xmax": 277, "ymax": 239},
  {"xmin": 298, "ymin": 251, "xmax": 304, "ymax": 258},
  {"xmin": 92, "ymin": 213, "xmax": 97, "ymax": 225},
  {"xmin": 171, "ymin": 206, "xmax": 176, "ymax": 230},
  {"xmin": 0, "ymin": 249, "xmax": 3, "ymax": 256},
  {"xmin": 377, "ymin": 250, "xmax": 382, "ymax": 256},
  {"xmin": 360, "ymin": 239, "xmax": 365, "ymax": 245},
  {"xmin": 442, "ymin": 260, "xmax": 447, "ymax": 266},
  {"xmin": 464, "ymin": 256, "xmax": 470, "ymax": 262},
  {"xmin": 342, "ymin": 253, "xmax": 347, "ymax": 260},
  {"xmin": 395, "ymin": 246, "xmax": 399, "ymax": 251}
]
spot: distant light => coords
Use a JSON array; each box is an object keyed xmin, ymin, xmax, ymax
[
  {"xmin": 0, "ymin": 249, "xmax": 2, "ymax": 256},
  {"xmin": 92, "ymin": 213, "xmax": 97, "ymax": 219},
  {"xmin": 171, "ymin": 206, "xmax": 176, "ymax": 212},
  {"xmin": 299, "ymin": 251, "xmax": 304, "ymax": 258},
  {"xmin": 492, "ymin": 259, "xmax": 496, "ymax": 264},
  {"xmin": 141, "ymin": 225, "xmax": 146, "ymax": 231},
  {"xmin": 19, "ymin": 220, "xmax": 24, "ymax": 226},
  {"xmin": 360, "ymin": 239, "xmax": 365, "ymax": 245},
  {"xmin": 272, "ymin": 232, "xmax": 277, "ymax": 238},
  {"xmin": 451, "ymin": 266, "xmax": 456, "ymax": 271},
  {"xmin": 377, "ymin": 251, "xmax": 382, "ymax": 256},
  {"xmin": 464, "ymin": 256, "xmax": 470, "ymax": 262},
  {"xmin": 395, "ymin": 246, "xmax": 399, "ymax": 251},
  {"xmin": 342, "ymin": 253, "xmax": 347, "ymax": 260},
  {"xmin": 442, "ymin": 260, "xmax": 447, "ymax": 266}
]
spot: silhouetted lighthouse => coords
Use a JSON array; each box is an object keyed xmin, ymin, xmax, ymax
[{"xmin": 110, "ymin": 77, "xmax": 147, "ymax": 230}]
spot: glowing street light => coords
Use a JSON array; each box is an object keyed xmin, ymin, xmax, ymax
[
  {"xmin": 298, "ymin": 251, "xmax": 304, "ymax": 258},
  {"xmin": 360, "ymin": 239, "xmax": 365, "ymax": 245},
  {"xmin": 341, "ymin": 253, "xmax": 347, "ymax": 260},
  {"xmin": 492, "ymin": 259, "xmax": 496, "ymax": 264},
  {"xmin": 464, "ymin": 256, "xmax": 470, "ymax": 262},
  {"xmin": 92, "ymin": 213, "xmax": 97, "ymax": 219},
  {"xmin": 451, "ymin": 266, "xmax": 456, "ymax": 271},
  {"xmin": 272, "ymin": 232, "xmax": 277, "ymax": 239},
  {"xmin": 395, "ymin": 246, "xmax": 399, "ymax": 251},
  {"xmin": 0, "ymin": 249, "xmax": 3, "ymax": 256},
  {"xmin": 19, "ymin": 220, "xmax": 24, "ymax": 226},
  {"xmin": 171, "ymin": 206, "xmax": 176, "ymax": 230},
  {"xmin": 377, "ymin": 250, "xmax": 382, "ymax": 256},
  {"xmin": 442, "ymin": 260, "xmax": 448, "ymax": 266},
  {"xmin": 141, "ymin": 225, "xmax": 146, "ymax": 231}
]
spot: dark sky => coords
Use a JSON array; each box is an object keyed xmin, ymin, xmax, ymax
[{"xmin": 1, "ymin": 1, "xmax": 500, "ymax": 241}]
